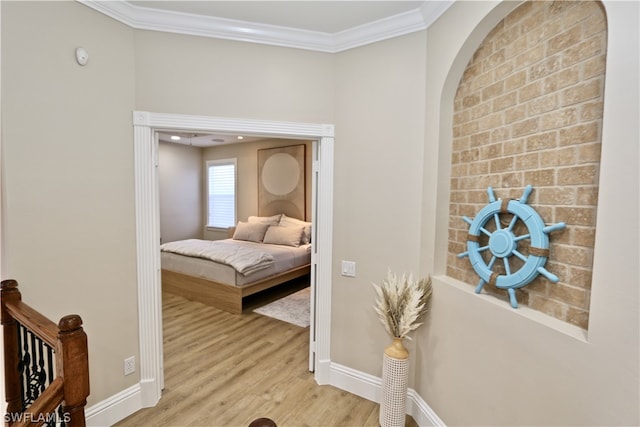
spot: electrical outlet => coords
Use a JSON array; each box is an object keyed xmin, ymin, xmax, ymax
[{"xmin": 124, "ymin": 356, "xmax": 135, "ymax": 376}]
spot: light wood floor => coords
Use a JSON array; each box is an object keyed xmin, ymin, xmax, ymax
[{"xmin": 114, "ymin": 279, "xmax": 417, "ymax": 427}]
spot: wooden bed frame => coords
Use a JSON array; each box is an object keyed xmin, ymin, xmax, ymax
[{"xmin": 162, "ymin": 264, "xmax": 311, "ymax": 314}]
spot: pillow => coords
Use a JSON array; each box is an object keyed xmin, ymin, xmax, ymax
[
  {"xmin": 247, "ymin": 214, "xmax": 281, "ymax": 226},
  {"xmin": 262, "ymin": 225, "xmax": 304, "ymax": 247},
  {"xmin": 232, "ymin": 221, "xmax": 270, "ymax": 243},
  {"xmin": 279, "ymin": 214, "xmax": 312, "ymax": 244}
]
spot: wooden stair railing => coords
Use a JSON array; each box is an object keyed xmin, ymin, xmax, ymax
[{"xmin": 1, "ymin": 280, "xmax": 89, "ymax": 427}]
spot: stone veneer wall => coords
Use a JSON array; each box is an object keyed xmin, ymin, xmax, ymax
[{"xmin": 447, "ymin": 1, "xmax": 606, "ymax": 329}]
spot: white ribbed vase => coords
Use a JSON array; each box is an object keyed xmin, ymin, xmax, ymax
[{"xmin": 379, "ymin": 337, "xmax": 409, "ymax": 427}]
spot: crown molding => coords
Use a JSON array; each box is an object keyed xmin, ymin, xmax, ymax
[
  {"xmin": 331, "ymin": 8, "xmax": 430, "ymax": 53},
  {"xmin": 78, "ymin": 0, "xmax": 454, "ymax": 53}
]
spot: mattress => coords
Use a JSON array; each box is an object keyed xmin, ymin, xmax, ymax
[{"xmin": 161, "ymin": 239, "xmax": 311, "ymax": 287}]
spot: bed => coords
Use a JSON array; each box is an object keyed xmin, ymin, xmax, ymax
[{"xmin": 160, "ymin": 214, "xmax": 312, "ymax": 314}]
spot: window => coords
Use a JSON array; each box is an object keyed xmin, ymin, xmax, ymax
[{"xmin": 206, "ymin": 159, "xmax": 237, "ymax": 228}]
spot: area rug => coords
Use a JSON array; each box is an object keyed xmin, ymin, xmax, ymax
[{"xmin": 253, "ymin": 287, "xmax": 310, "ymax": 328}]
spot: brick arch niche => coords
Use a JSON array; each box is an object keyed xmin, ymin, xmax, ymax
[{"xmin": 447, "ymin": 1, "xmax": 606, "ymax": 329}]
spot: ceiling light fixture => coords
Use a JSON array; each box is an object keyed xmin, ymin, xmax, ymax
[
  {"xmin": 170, "ymin": 135, "xmax": 181, "ymax": 141},
  {"xmin": 237, "ymin": 136, "xmax": 244, "ymax": 140}
]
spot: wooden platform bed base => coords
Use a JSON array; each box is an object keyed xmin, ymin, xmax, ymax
[{"xmin": 161, "ymin": 264, "xmax": 311, "ymax": 315}]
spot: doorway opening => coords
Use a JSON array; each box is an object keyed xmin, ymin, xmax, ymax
[{"xmin": 132, "ymin": 111, "xmax": 334, "ymax": 406}]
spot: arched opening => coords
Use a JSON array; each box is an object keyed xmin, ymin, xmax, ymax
[{"xmin": 441, "ymin": 1, "xmax": 607, "ymax": 329}]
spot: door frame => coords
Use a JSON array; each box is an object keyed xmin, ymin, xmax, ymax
[{"xmin": 132, "ymin": 111, "xmax": 334, "ymax": 406}]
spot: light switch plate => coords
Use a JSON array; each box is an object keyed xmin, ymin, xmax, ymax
[{"xmin": 341, "ymin": 261, "xmax": 356, "ymax": 277}]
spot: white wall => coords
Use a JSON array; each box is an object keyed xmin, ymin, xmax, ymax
[{"xmin": 418, "ymin": 1, "xmax": 639, "ymax": 425}]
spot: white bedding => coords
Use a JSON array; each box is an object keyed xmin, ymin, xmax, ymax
[
  {"xmin": 161, "ymin": 242, "xmax": 311, "ymax": 286},
  {"xmin": 160, "ymin": 239, "xmax": 277, "ymax": 275}
]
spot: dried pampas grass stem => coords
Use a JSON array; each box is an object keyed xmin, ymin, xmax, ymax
[{"xmin": 373, "ymin": 270, "xmax": 433, "ymax": 340}]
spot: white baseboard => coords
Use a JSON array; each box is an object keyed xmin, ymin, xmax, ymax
[
  {"xmin": 407, "ymin": 387, "xmax": 447, "ymax": 427},
  {"xmin": 329, "ymin": 361, "xmax": 382, "ymax": 402},
  {"xmin": 85, "ymin": 384, "xmax": 143, "ymax": 427},
  {"xmin": 328, "ymin": 361, "xmax": 446, "ymax": 427}
]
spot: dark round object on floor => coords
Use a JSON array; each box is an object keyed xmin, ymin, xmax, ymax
[{"xmin": 248, "ymin": 417, "xmax": 277, "ymax": 427}]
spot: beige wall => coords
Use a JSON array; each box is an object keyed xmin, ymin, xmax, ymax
[
  {"xmin": 202, "ymin": 139, "xmax": 312, "ymax": 241},
  {"xmin": 1, "ymin": 2, "xmax": 139, "ymax": 404},
  {"xmin": 331, "ymin": 31, "xmax": 428, "ymax": 373},
  {"xmin": 2, "ymin": 4, "xmax": 333, "ymax": 406},
  {"xmin": 158, "ymin": 141, "xmax": 203, "ymax": 243},
  {"xmin": 2, "ymin": 1, "xmax": 638, "ymax": 425},
  {"xmin": 419, "ymin": 1, "xmax": 639, "ymax": 425},
  {"xmin": 160, "ymin": 138, "xmax": 312, "ymax": 243},
  {"xmin": 133, "ymin": 31, "xmax": 334, "ymax": 124}
]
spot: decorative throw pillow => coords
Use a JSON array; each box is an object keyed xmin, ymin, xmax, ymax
[
  {"xmin": 262, "ymin": 225, "xmax": 304, "ymax": 247},
  {"xmin": 279, "ymin": 214, "xmax": 312, "ymax": 244},
  {"xmin": 247, "ymin": 214, "xmax": 282, "ymax": 226},
  {"xmin": 232, "ymin": 221, "xmax": 270, "ymax": 243}
]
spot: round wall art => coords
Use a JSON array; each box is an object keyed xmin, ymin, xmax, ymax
[{"xmin": 257, "ymin": 144, "xmax": 306, "ymax": 220}]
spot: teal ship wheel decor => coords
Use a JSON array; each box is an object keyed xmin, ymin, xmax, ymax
[{"xmin": 457, "ymin": 185, "xmax": 565, "ymax": 308}]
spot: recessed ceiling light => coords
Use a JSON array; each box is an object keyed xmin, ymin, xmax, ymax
[
  {"xmin": 170, "ymin": 135, "xmax": 181, "ymax": 141},
  {"xmin": 237, "ymin": 136, "xmax": 244, "ymax": 140}
]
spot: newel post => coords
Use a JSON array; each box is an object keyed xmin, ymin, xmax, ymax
[
  {"xmin": 56, "ymin": 315, "xmax": 89, "ymax": 427},
  {"xmin": 1, "ymin": 280, "xmax": 23, "ymax": 419}
]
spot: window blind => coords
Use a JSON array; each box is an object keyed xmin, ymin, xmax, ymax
[{"xmin": 207, "ymin": 160, "xmax": 236, "ymax": 228}]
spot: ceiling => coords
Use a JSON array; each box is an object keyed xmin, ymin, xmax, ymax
[
  {"xmin": 128, "ymin": 1, "xmax": 425, "ymax": 34},
  {"xmin": 158, "ymin": 131, "xmax": 265, "ymax": 147}
]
